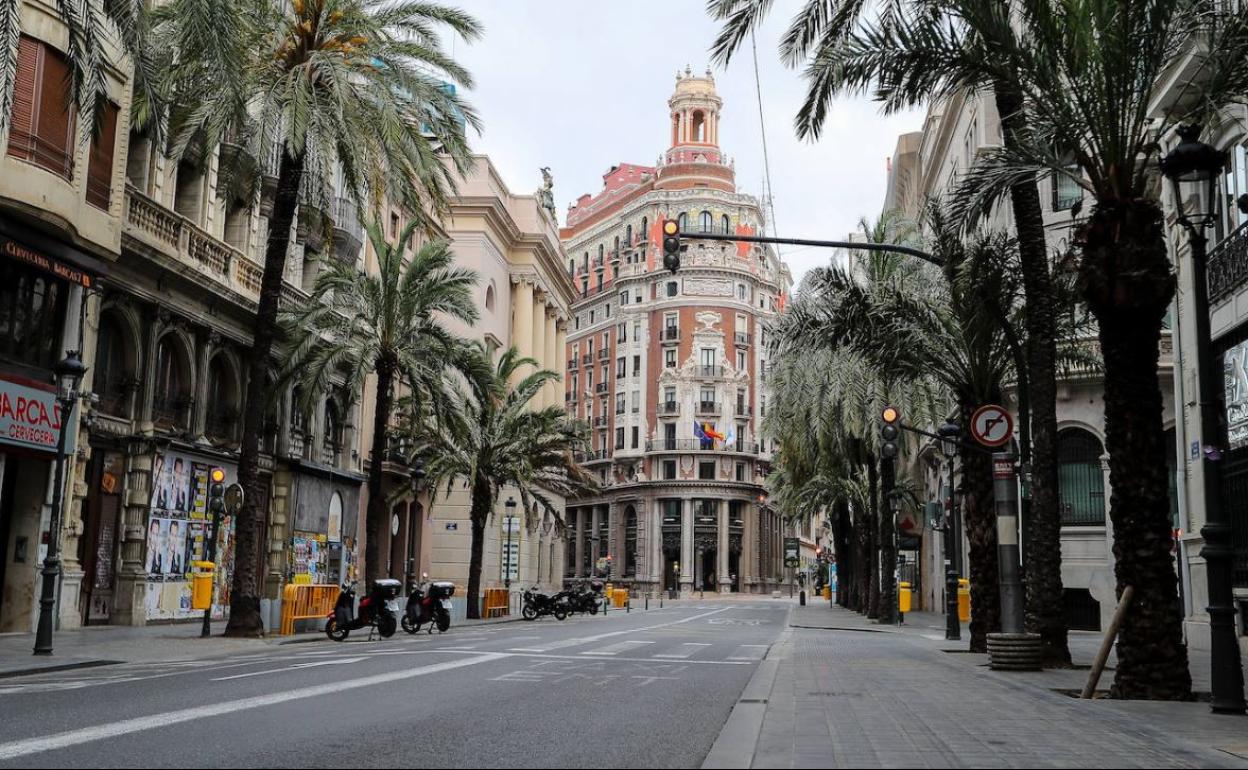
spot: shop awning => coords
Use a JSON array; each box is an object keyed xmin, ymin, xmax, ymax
[{"xmin": 0, "ymin": 218, "xmax": 111, "ymax": 287}]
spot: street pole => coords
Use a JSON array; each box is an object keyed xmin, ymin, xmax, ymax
[
  {"xmin": 504, "ymin": 518, "xmax": 513, "ymax": 591},
  {"xmin": 993, "ymin": 451, "xmax": 1024, "ymax": 634},
  {"xmin": 1186, "ymin": 225, "xmax": 1247, "ymax": 714},
  {"xmin": 945, "ymin": 456, "xmax": 961, "ymax": 642},
  {"xmin": 32, "ymin": 395, "xmax": 74, "ymax": 656}
]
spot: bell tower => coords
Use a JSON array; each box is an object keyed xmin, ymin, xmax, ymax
[{"xmin": 657, "ymin": 66, "xmax": 735, "ymax": 192}]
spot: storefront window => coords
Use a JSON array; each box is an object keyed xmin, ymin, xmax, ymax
[{"xmin": 0, "ymin": 258, "xmax": 67, "ymax": 370}]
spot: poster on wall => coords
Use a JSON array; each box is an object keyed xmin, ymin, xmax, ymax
[
  {"xmin": 290, "ymin": 532, "xmax": 328, "ymax": 584},
  {"xmin": 145, "ymin": 450, "xmax": 237, "ymax": 621}
]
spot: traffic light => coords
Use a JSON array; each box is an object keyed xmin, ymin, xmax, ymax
[
  {"xmin": 208, "ymin": 467, "xmax": 226, "ymax": 517},
  {"xmin": 662, "ymin": 219, "xmax": 682, "ymax": 273},
  {"xmin": 880, "ymin": 406, "xmax": 900, "ymax": 460}
]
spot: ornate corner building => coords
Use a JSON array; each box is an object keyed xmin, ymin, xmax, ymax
[{"xmin": 560, "ymin": 70, "xmax": 793, "ymax": 595}]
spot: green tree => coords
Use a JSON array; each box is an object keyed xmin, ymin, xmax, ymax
[
  {"xmin": 409, "ymin": 346, "xmax": 594, "ymax": 620},
  {"xmin": 281, "ymin": 223, "xmax": 480, "ymax": 589},
  {"xmin": 150, "ymin": 0, "xmax": 481, "ymax": 635}
]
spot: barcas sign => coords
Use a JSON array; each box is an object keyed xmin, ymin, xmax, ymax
[
  {"xmin": 1, "ymin": 238, "xmax": 92, "ymax": 288},
  {"xmin": 0, "ymin": 376, "xmax": 66, "ymax": 453}
]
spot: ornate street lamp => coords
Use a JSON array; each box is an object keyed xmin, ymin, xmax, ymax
[
  {"xmin": 504, "ymin": 497, "xmax": 517, "ymax": 590},
  {"xmin": 1161, "ymin": 125, "xmax": 1246, "ymax": 714},
  {"xmin": 937, "ymin": 420, "xmax": 961, "ymax": 642},
  {"xmin": 33, "ymin": 351, "xmax": 87, "ymax": 656}
]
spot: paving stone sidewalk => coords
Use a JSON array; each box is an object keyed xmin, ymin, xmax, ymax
[{"xmin": 708, "ymin": 601, "xmax": 1248, "ymax": 769}]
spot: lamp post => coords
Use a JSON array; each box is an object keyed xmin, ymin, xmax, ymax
[
  {"xmin": 504, "ymin": 497, "xmax": 516, "ymax": 590},
  {"xmin": 407, "ymin": 459, "xmax": 426, "ymax": 588},
  {"xmin": 33, "ymin": 351, "xmax": 87, "ymax": 656},
  {"xmin": 937, "ymin": 420, "xmax": 961, "ymax": 642},
  {"xmin": 1161, "ymin": 125, "xmax": 1246, "ymax": 714}
]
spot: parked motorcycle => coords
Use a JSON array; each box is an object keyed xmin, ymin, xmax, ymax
[
  {"xmin": 325, "ymin": 578, "xmax": 401, "ymax": 641},
  {"xmin": 560, "ymin": 580, "xmax": 603, "ymax": 616},
  {"xmin": 403, "ymin": 574, "xmax": 455, "ymax": 634},
  {"xmin": 522, "ymin": 586, "xmax": 568, "ymax": 621}
]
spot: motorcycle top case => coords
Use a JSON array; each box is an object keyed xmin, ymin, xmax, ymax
[
  {"xmin": 373, "ymin": 578, "xmax": 403, "ymax": 599},
  {"xmin": 429, "ymin": 581, "xmax": 455, "ymax": 599}
]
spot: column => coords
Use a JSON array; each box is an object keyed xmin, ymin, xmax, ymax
[
  {"xmin": 511, "ymin": 278, "xmax": 534, "ymax": 389},
  {"xmin": 718, "ymin": 501, "xmax": 730, "ymax": 592},
  {"xmin": 652, "ymin": 499, "xmax": 665, "ymax": 589},
  {"xmin": 680, "ymin": 499, "xmax": 693, "ymax": 594},
  {"xmin": 531, "ymin": 294, "xmax": 547, "ymax": 408},
  {"xmin": 591, "ymin": 505, "xmax": 603, "ymax": 576},
  {"xmin": 742, "ymin": 501, "xmax": 757, "ymax": 592},
  {"xmin": 545, "ymin": 310, "xmax": 559, "ymax": 409},
  {"xmin": 191, "ymin": 331, "xmax": 218, "ymax": 441},
  {"xmin": 574, "ymin": 508, "xmax": 585, "ymax": 579}
]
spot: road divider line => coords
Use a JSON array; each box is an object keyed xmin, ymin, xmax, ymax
[{"xmin": 0, "ymin": 653, "xmax": 507, "ymax": 762}]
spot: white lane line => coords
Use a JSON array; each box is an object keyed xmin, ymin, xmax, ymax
[
  {"xmin": 507, "ymin": 648, "xmax": 548, "ymax": 653},
  {"xmin": 726, "ymin": 645, "xmax": 769, "ymax": 661},
  {"xmin": 0, "ymin": 653, "xmax": 507, "ymax": 762},
  {"xmin": 582, "ymin": 640, "xmax": 654, "ymax": 656},
  {"xmin": 653, "ymin": 643, "xmax": 712, "ymax": 659},
  {"xmin": 211, "ymin": 657, "xmax": 369, "ymax": 681}
]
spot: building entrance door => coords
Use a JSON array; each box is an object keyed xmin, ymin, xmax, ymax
[{"xmin": 79, "ymin": 449, "xmax": 123, "ymax": 624}]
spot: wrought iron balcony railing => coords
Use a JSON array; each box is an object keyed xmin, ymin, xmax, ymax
[{"xmin": 1209, "ymin": 221, "xmax": 1248, "ymax": 304}]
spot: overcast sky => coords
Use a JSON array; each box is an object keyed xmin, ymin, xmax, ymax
[{"xmin": 451, "ymin": 1, "xmax": 925, "ymax": 285}]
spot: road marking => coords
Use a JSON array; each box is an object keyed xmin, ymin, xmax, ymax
[
  {"xmin": 582, "ymin": 640, "xmax": 654, "ymax": 656},
  {"xmin": 0, "ymin": 653, "xmax": 507, "ymax": 761},
  {"xmin": 211, "ymin": 657, "xmax": 369, "ymax": 681},
  {"xmin": 727, "ymin": 645, "xmax": 769, "ymax": 661},
  {"xmin": 654, "ymin": 643, "xmax": 712, "ymax": 659}
]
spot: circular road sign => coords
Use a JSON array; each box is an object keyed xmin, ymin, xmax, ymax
[
  {"xmin": 224, "ymin": 483, "xmax": 244, "ymax": 514},
  {"xmin": 971, "ymin": 404, "xmax": 1014, "ymax": 448}
]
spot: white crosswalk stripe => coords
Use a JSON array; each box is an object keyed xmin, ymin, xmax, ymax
[
  {"xmin": 582, "ymin": 640, "xmax": 654, "ymax": 656},
  {"xmin": 653, "ymin": 643, "xmax": 711, "ymax": 659}
]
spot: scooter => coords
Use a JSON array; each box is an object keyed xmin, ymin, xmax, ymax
[
  {"xmin": 325, "ymin": 579, "xmax": 401, "ymax": 641},
  {"xmin": 522, "ymin": 586, "xmax": 568, "ymax": 621},
  {"xmin": 402, "ymin": 574, "xmax": 455, "ymax": 634}
]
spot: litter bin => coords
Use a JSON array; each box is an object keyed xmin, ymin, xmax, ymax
[
  {"xmin": 191, "ymin": 560, "xmax": 214, "ymax": 610},
  {"xmin": 898, "ymin": 581, "xmax": 912, "ymax": 613},
  {"xmin": 957, "ymin": 578, "xmax": 971, "ymax": 622}
]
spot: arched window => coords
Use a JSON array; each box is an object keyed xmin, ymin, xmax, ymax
[
  {"xmin": 641, "ymin": 217, "xmax": 648, "ymax": 240},
  {"xmin": 205, "ymin": 355, "xmax": 239, "ymax": 440},
  {"xmin": 692, "ymin": 111, "xmax": 705, "ymax": 142},
  {"xmin": 677, "ymin": 212, "xmax": 687, "ymax": 232},
  {"xmin": 153, "ymin": 335, "xmax": 188, "ymax": 429},
  {"xmin": 625, "ymin": 224, "xmax": 632, "ymax": 245},
  {"xmin": 485, "ymin": 283, "xmax": 496, "ymax": 313},
  {"xmin": 722, "ymin": 214, "xmax": 731, "ymax": 234},
  {"xmin": 700, "ymin": 211, "xmax": 712, "ymax": 233},
  {"xmin": 1058, "ymin": 428, "xmax": 1105, "ymax": 525},
  {"xmin": 95, "ymin": 316, "xmax": 129, "ymax": 416}
]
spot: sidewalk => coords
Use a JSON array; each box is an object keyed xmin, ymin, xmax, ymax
[{"xmin": 706, "ymin": 600, "xmax": 1248, "ymax": 769}]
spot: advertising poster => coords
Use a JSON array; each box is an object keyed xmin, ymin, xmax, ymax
[
  {"xmin": 145, "ymin": 451, "xmax": 237, "ymax": 620},
  {"xmin": 290, "ymin": 532, "xmax": 328, "ymax": 584}
]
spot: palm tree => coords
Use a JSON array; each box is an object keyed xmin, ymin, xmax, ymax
[
  {"xmin": 409, "ymin": 346, "xmax": 594, "ymax": 620},
  {"xmin": 708, "ymin": 0, "xmax": 1071, "ymax": 665},
  {"xmin": 787, "ymin": 0, "xmax": 1248, "ymax": 700},
  {"xmin": 149, "ymin": 0, "xmax": 481, "ymax": 636},
  {"xmin": 280, "ymin": 222, "xmax": 479, "ymax": 589}
]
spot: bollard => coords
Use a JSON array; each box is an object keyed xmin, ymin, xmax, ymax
[
  {"xmin": 799, "ymin": 589, "xmax": 806, "ymax": 606},
  {"xmin": 993, "ymin": 451, "xmax": 1024, "ymax": 633},
  {"xmin": 645, "ymin": 595, "xmax": 649, "ymax": 611},
  {"xmin": 627, "ymin": 595, "xmax": 631, "ymax": 613}
]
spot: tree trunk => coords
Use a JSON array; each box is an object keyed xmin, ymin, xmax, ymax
[
  {"xmin": 960, "ymin": 399, "xmax": 1001, "ymax": 652},
  {"xmin": 878, "ymin": 457, "xmax": 897, "ymax": 624},
  {"xmin": 993, "ymin": 81, "xmax": 1070, "ymax": 667},
  {"xmin": 225, "ymin": 150, "xmax": 304, "ymax": 638},
  {"xmin": 364, "ymin": 359, "xmax": 395, "ymax": 585},
  {"xmin": 834, "ymin": 499, "xmax": 851, "ymax": 608},
  {"xmin": 855, "ymin": 505, "xmax": 870, "ymax": 613},
  {"xmin": 466, "ymin": 477, "xmax": 492, "ymax": 620},
  {"xmin": 867, "ymin": 458, "xmax": 881, "ymax": 619},
  {"xmin": 1080, "ymin": 200, "xmax": 1191, "ymax": 700}
]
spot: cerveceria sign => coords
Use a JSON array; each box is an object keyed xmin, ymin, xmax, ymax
[
  {"xmin": 0, "ymin": 376, "xmax": 67, "ymax": 453},
  {"xmin": 1, "ymin": 237, "xmax": 92, "ymax": 288}
]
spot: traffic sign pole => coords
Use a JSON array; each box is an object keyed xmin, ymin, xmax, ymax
[{"xmin": 993, "ymin": 451, "xmax": 1024, "ymax": 634}]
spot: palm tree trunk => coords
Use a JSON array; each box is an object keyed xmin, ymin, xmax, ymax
[
  {"xmin": 960, "ymin": 399, "xmax": 1001, "ymax": 652},
  {"xmin": 878, "ymin": 456, "xmax": 897, "ymax": 624},
  {"xmin": 867, "ymin": 458, "xmax": 881, "ymax": 619},
  {"xmin": 364, "ymin": 359, "xmax": 395, "ymax": 584},
  {"xmin": 993, "ymin": 82, "xmax": 1071, "ymax": 667},
  {"xmin": 225, "ymin": 150, "xmax": 304, "ymax": 638},
  {"xmin": 1080, "ymin": 201, "xmax": 1190, "ymax": 700},
  {"xmin": 855, "ymin": 506, "xmax": 870, "ymax": 613},
  {"xmin": 834, "ymin": 499, "xmax": 851, "ymax": 608},
  {"xmin": 466, "ymin": 477, "xmax": 492, "ymax": 620}
]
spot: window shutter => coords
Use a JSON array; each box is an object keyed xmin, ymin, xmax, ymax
[
  {"xmin": 36, "ymin": 43, "xmax": 74, "ymax": 178},
  {"xmin": 7, "ymin": 37, "xmax": 40, "ymax": 161},
  {"xmin": 87, "ymin": 101, "xmax": 119, "ymax": 209}
]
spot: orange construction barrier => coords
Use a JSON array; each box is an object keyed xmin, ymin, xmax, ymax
[
  {"xmin": 279, "ymin": 584, "xmax": 340, "ymax": 635},
  {"xmin": 483, "ymin": 588, "xmax": 510, "ymax": 618}
]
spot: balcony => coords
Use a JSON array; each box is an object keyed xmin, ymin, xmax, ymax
[
  {"xmin": 734, "ymin": 332, "xmax": 752, "ymax": 346},
  {"xmin": 698, "ymin": 366, "xmax": 725, "ymax": 379},
  {"xmin": 598, "ymin": 349, "xmax": 610, "ymax": 361},
  {"xmin": 658, "ymin": 401, "xmax": 679, "ymax": 416},
  {"xmin": 661, "ymin": 327, "xmax": 680, "ymax": 343},
  {"xmin": 582, "ymin": 354, "xmax": 592, "ymax": 366},
  {"xmin": 566, "ymin": 392, "xmax": 577, "ymax": 404},
  {"xmin": 596, "ymin": 382, "xmax": 609, "ymax": 394},
  {"xmin": 646, "ymin": 439, "xmax": 759, "ymax": 454},
  {"xmin": 593, "ymin": 415, "xmax": 608, "ymax": 428},
  {"xmin": 331, "ymin": 196, "xmax": 364, "ymax": 263},
  {"xmin": 568, "ymin": 358, "xmax": 579, "ymax": 371},
  {"xmin": 575, "ymin": 449, "xmax": 612, "ymax": 464},
  {"xmin": 1209, "ymin": 221, "xmax": 1248, "ymax": 304},
  {"xmin": 697, "ymin": 401, "xmax": 721, "ymax": 416},
  {"xmin": 615, "ymin": 405, "xmax": 626, "ymax": 415},
  {"xmin": 736, "ymin": 404, "xmax": 754, "ymax": 417}
]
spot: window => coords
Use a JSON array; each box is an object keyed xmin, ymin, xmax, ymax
[
  {"xmin": 738, "ymin": 284, "xmax": 747, "ymax": 301},
  {"xmin": 631, "ymin": 426, "xmax": 639, "ymax": 448},
  {"xmin": 1058, "ymin": 428, "xmax": 1106, "ymax": 525},
  {"xmin": 1052, "ymin": 167, "xmax": 1083, "ymax": 212},
  {"xmin": 601, "ymin": 365, "xmax": 608, "ymax": 384},
  {"xmin": 485, "ymin": 284, "xmax": 495, "ymax": 313},
  {"xmin": 616, "ymin": 392, "xmax": 626, "ymax": 414},
  {"xmin": 663, "ymin": 461, "xmax": 677, "ymax": 480},
  {"xmin": 633, "ymin": 355, "xmax": 641, "ymax": 375},
  {"xmin": 205, "ymin": 356, "xmax": 239, "ymax": 439},
  {"xmin": 598, "ymin": 244, "xmax": 604, "ymax": 261},
  {"xmin": 722, "ymin": 214, "xmax": 731, "ymax": 233},
  {"xmin": 153, "ymin": 336, "xmax": 188, "ymax": 428},
  {"xmin": 736, "ymin": 350, "xmax": 746, "ymax": 370},
  {"xmin": 626, "ymin": 224, "xmax": 633, "ymax": 245},
  {"xmin": 86, "ymin": 101, "xmax": 120, "ymax": 209},
  {"xmin": 589, "ymin": 310, "xmax": 595, "ymax": 324},
  {"xmin": 7, "ymin": 37, "xmax": 75, "ymax": 179},
  {"xmin": 615, "ymin": 427, "xmax": 625, "ymax": 449},
  {"xmin": 701, "ymin": 348, "xmax": 716, "ymax": 367},
  {"xmin": 677, "ymin": 212, "xmax": 688, "ymax": 231},
  {"xmin": 1218, "ymin": 140, "xmax": 1248, "ymax": 240},
  {"xmin": 0, "ymin": 259, "xmax": 68, "ymax": 370},
  {"xmin": 617, "ymin": 357, "xmax": 626, "ymax": 378},
  {"xmin": 699, "ymin": 462, "xmax": 716, "ymax": 480},
  {"xmin": 620, "ymin": 291, "xmax": 629, "ymax": 306},
  {"xmin": 664, "ymin": 423, "xmax": 677, "ymax": 442},
  {"xmin": 700, "ymin": 211, "xmax": 712, "ymax": 233},
  {"xmin": 631, "ymin": 390, "xmax": 640, "ymax": 412},
  {"xmin": 618, "ymin": 323, "xmax": 627, "ymax": 342},
  {"xmin": 664, "ymin": 386, "xmax": 676, "ymax": 404},
  {"xmin": 700, "ymin": 386, "xmax": 715, "ymax": 404},
  {"xmin": 641, "ymin": 217, "xmax": 648, "ymax": 239},
  {"xmin": 665, "ymin": 349, "xmax": 676, "ymax": 368},
  {"xmin": 634, "ymin": 293, "xmax": 642, "ymax": 305},
  {"xmin": 94, "ymin": 316, "xmax": 129, "ymax": 415},
  {"xmin": 605, "ymin": 303, "xmax": 612, "ymax": 318},
  {"xmin": 390, "ymin": 212, "xmax": 399, "ymax": 238},
  {"xmin": 736, "ymin": 463, "xmax": 746, "ymax": 482},
  {"xmin": 666, "ymin": 282, "xmax": 678, "ymax": 297}
]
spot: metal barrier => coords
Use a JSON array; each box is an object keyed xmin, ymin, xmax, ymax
[
  {"xmin": 483, "ymin": 588, "xmax": 510, "ymax": 618},
  {"xmin": 279, "ymin": 583, "xmax": 340, "ymax": 635}
]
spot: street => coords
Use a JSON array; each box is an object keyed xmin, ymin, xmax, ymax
[{"xmin": 0, "ymin": 600, "xmax": 787, "ymax": 768}]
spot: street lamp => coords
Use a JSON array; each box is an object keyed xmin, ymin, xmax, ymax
[
  {"xmin": 504, "ymin": 497, "xmax": 516, "ymax": 590},
  {"xmin": 937, "ymin": 420, "xmax": 961, "ymax": 642},
  {"xmin": 407, "ymin": 459, "xmax": 426, "ymax": 588},
  {"xmin": 1161, "ymin": 124, "xmax": 1246, "ymax": 714},
  {"xmin": 33, "ymin": 351, "xmax": 87, "ymax": 656}
]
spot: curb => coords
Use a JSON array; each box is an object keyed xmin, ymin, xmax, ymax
[
  {"xmin": 0, "ymin": 659, "xmax": 122, "ymax": 680},
  {"xmin": 701, "ymin": 611, "xmax": 791, "ymax": 769}
]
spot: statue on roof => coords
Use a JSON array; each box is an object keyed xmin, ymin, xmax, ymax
[{"xmin": 537, "ymin": 167, "xmax": 556, "ymax": 220}]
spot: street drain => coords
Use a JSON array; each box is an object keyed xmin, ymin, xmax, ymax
[{"xmin": 738, "ymin": 698, "xmax": 769, "ymax": 704}]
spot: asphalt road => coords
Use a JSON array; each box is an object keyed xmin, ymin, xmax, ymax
[{"xmin": 0, "ymin": 599, "xmax": 790, "ymax": 768}]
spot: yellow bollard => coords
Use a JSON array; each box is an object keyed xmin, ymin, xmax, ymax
[
  {"xmin": 191, "ymin": 561, "xmax": 214, "ymax": 610},
  {"xmin": 957, "ymin": 578, "xmax": 971, "ymax": 622},
  {"xmin": 898, "ymin": 581, "xmax": 912, "ymax": 613},
  {"xmin": 823, "ymin": 585, "xmax": 831, "ymax": 600}
]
